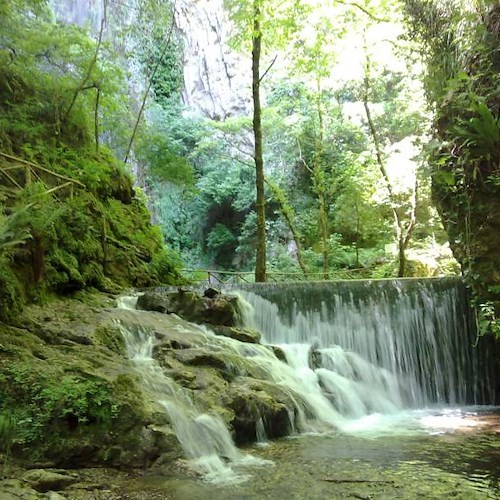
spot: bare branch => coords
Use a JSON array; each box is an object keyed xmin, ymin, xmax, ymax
[
  {"xmin": 259, "ymin": 54, "xmax": 278, "ymax": 83},
  {"xmin": 296, "ymin": 138, "xmax": 312, "ymax": 173},
  {"xmin": 335, "ymin": 0, "xmax": 390, "ymax": 23},
  {"xmin": 124, "ymin": 1, "xmax": 177, "ymax": 164},
  {"xmin": 63, "ymin": 0, "xmax": 108, "ymax": 123}
]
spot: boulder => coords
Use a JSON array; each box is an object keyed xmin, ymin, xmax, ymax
[
  {"xmin": 172, "ymin": 348, "xmax": 244, "ymax": 381},
  {"xmin": 137, "ymin": 290, "xmax": 239, "ymax": 326},
  {"xmin": 22, "ymin": 469, "xmax": 77, "ymax": 492},
  {"xmin": 222, "ymin": 378, "xmax": 294, "ymax": 444},
  {"xmin": 268, "ymin": 345, "xmax": 287, "ymax": 362},
  {"xmin": 209, "ymin": 325, "xmax": 261, "ymax": 343}
]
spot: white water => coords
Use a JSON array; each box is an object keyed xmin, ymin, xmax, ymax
[
  {"xmin": 115, "ymin": 314, "xmax": 270, "ymax": 484},
  {"xmin": 115, "ymin": 279, "xmax": 496, "ymax": 483},
  {"xmin": 234, "ymin": 280, "xmax": 495, "ymax": 435}
]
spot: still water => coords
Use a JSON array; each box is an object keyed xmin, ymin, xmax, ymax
[{"xmin": 126, "ymin": 407, "xmax": 500, "ymax": 499}]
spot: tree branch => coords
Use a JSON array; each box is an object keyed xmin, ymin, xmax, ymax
[
  {"xmin": 63, "ymin": 0, "xmax": 108, "ymax": 123},
  {"xmin": 259, "ymin": 54, "xmax": 278, "ymax": 83},
  {"xmin": 335, "ymin": 0, "xmax": 390, "ymax": 23}
]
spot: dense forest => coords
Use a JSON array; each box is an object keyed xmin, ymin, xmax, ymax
[{"xmin": 1, "ymin": 0, "xmax": 498, "ymax": 330}]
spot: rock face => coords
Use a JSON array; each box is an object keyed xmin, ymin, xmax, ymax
[
  {"xmin": 0, "ymin": 291, "xmax": 305, "ymax": 471},
  {"xmin": 436, "ymin": 182, "xmax": 500, "ymax": 312},
  {"xmin": 0, "ymin": 295, "xmax": 184, "ymax": 470},
  {"xmin": 174, "ymin": 0, "xmax": 251, "ymax": 119}
]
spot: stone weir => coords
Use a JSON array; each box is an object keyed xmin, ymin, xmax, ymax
[{"xmin": 223, "ymin": 277, "xmax": 498, "ymax": 407}]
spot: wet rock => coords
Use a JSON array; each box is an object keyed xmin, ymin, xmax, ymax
[
  {"xmin": 0, "ymin": 478, "xmax": 45, "ymax": 499},
  {"xmin": 223, "ymin": 378, "xmax": 293, "ymax": 444},
  {"xmin": 172, "ymin": 349, "xmax": 243, "ymax": 381},
  {"xmin": 209, "ymin": 325, "xmax": 261, "ymax": 344},
  {"xmin": 203, "ymin": 287, "xmax": 220, "ymax": 298},
  {"xmin": 136, "ymin": 290, "xmax": 238, "ymax": 326},
  {"xmin": 268, "ymin": 345, "xmax": 287, "ymax": 362},
  {"xmin": 22, "ymin": 469, "xmax": 77, "ymax": 492},
  {"xmin": 47, "ymin": 493, "xmax": 67, "ymax": 500},
  {"xmin": 308, "ymin": 349, "xmax": 322, "ymax": 370},
  {"xmin": 136, "ymin": 292, "xmax": 170, "ymax": 314},
  {"xmin": 164, "ymin": 368, "xmax": 197, "ymax": 387}
]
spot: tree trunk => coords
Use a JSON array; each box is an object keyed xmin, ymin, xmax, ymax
[
  {"xmin": 313, "ymin": 78, "xmax": 329, "ymax": 279},
  {"xmin": 362, "ymin": 54, "xmax": 419, "ymax": 278},
  {"xmin": 63, "ymin": 0, "xmax": 107, "ymax": 124},
  {"xmin": 252, "ymin": 0, "xmax": 266, "ymax": 283},
  {"xmin": 265, "ymin": 179, "xmax": 308, "ymax": 277}
]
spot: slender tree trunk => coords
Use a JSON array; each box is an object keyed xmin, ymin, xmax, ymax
[
  {"xmin": 313, "ymin": 77, "xmax": 329, "ymax": 279},
  {"xmin": 265, "ymin": 179, "xmax": 308, "ymax": 277},
  {"xmin": 64, "ymin": 0, "xmax": 107, "ymax": 124},
  {"xmin": 94, "ymin": 86, "xmax": 101, "ymax": 152},
  {"xmin": 253, "ymin": 0, "xmax": 266, "ymax": 283},
  {"xmin": 362, "ymin": 51, "xmax": 418, "ymax": 277}
]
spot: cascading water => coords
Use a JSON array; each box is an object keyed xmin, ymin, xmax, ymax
[
  {"xmin": 114, "ymin": 301, "xmax": 269, "ymax": 483},
  {"xmin": 115, "ymin": 277, "xmax": 497, "ymax": 486},
  {"xmin": 233, "ymin": 278, "xmax": 496, "ymax": 433}
]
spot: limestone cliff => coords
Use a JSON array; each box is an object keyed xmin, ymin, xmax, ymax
[
  {"xmin": 50, "ymin": 0, "xmax": 251, "ymax": 120},
  {"xmin": 174, "ymin": 0, "xmax": 251, "ymax": 119}
]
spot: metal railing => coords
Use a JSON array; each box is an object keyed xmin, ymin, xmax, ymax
[{"xmin": 181, "ymin": 268, "xmax": 372, "ymax": 285}]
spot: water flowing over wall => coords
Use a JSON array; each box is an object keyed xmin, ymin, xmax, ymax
[{"xmin": 235, "ymin": 278, "xmax": 497, "ymax": 408}]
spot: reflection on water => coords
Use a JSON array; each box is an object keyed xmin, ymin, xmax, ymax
[{"xmin": 126, "ymin": 408, "xmax": 500, "ymax": 499}]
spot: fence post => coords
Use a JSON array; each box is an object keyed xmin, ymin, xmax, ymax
[{"xmin": 25, "ymin": 166, "xmax": 31, "ymax": 186}]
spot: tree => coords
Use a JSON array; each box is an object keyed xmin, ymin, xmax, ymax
[
  {"xmin": 291, "ymin": 15, "xmax": 343, "ymax": 278},
  {"xmin": 402, "ymin": 0, "xmax": 500, "ymax": 332},
  {"xmin": 362, "ymin": 51, "xmax": 418, "ymax": 277},
  {"xmin": 225, "ymin": 0, "xmax": 305, "ymax": 282},
  {"xmin": 251, "ymin": 0, "xmax": 266, "ymax": 282}
]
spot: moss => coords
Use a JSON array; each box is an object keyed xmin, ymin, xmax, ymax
[
  {"xmin": 94, "ymin": 324, "xmax": 126, "ymax": 356},
  {"xmin": 0, "ymin": 264, "xmax": 25, "ymax": 323},
  {"xmin": 0, "ymin": 153, "xmax": 184, "ymax": 322}
]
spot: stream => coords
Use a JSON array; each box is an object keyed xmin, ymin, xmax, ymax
[
  {"xmin": 117, "ymin": 278, "xmax": 499, "ymax": 498},
  {"xmin": 123, "ymin": 407, "xmax": 500, "ymax": 499}
]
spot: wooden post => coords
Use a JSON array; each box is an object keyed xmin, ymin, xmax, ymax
[{"xmin": 25, "ymin": 166, "xmax": 32, "ymax": 185}]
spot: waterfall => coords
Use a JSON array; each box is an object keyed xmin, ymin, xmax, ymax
[
  {"xmin": 234, "ymin": 278, "xmax": 496, "ymax": 411},
  {"xmin": 115, "ymin": 278, "xmax": 496, "ymax": 481},
  {"xmin": 115, "ymin": 316, "xmax": 269, "ymax": 483}
]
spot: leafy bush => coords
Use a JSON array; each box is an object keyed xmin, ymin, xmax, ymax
[{"xmin": 0, "ymin": 363, "xmax": 118, "ymax": 454}]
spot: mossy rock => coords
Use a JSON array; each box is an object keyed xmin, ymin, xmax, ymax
[
  {"xmin": 209, "ymin": 325, "xmax": 261, "ymax": 344},
  {"xmin": 222, "ymin": 378, "xmax": 292, "ymax": 444},
  {"xmin": 93, "ymin": 323, "xmax": 126, "ymax": 355},
  {"xmin": 137, "ymin": 290, "xmax": 239, "ymax": 326}
]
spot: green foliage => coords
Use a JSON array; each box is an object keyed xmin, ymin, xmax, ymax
[
  {"xmin": 0, "ymin": 0, "xmax": 186, "ymax": 320},
  {"xmin": 0, "ymin": 266, "xmax": 25, "ymax": 323},
  {"xmin": 0, "ymin": 202, "xmax": 32, "ymax": 257},
  {"xmin": 403, "ymin": 0, "xmax": 500, "ymax": 321},
  {"xmin": 150, "ymin": 247, "xmax": 186, "ymax": 285},
  {"xmin": 132, "ymin": 0, "xmax": 183, "ymax": 106},
  {"xmin": 136, "ymin": 131, "xmax": 195, "ymax": 186},
  {"xmin": 0, "ymin": 362, "xmax": 118, "ymax": 454},
  {"xmin": 477, "ymin": 301, "xmax": 500, "ymax": 338},
  {"xmin": 452, "ymin": 97, "xmax": 500, "ymax": 171}
]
